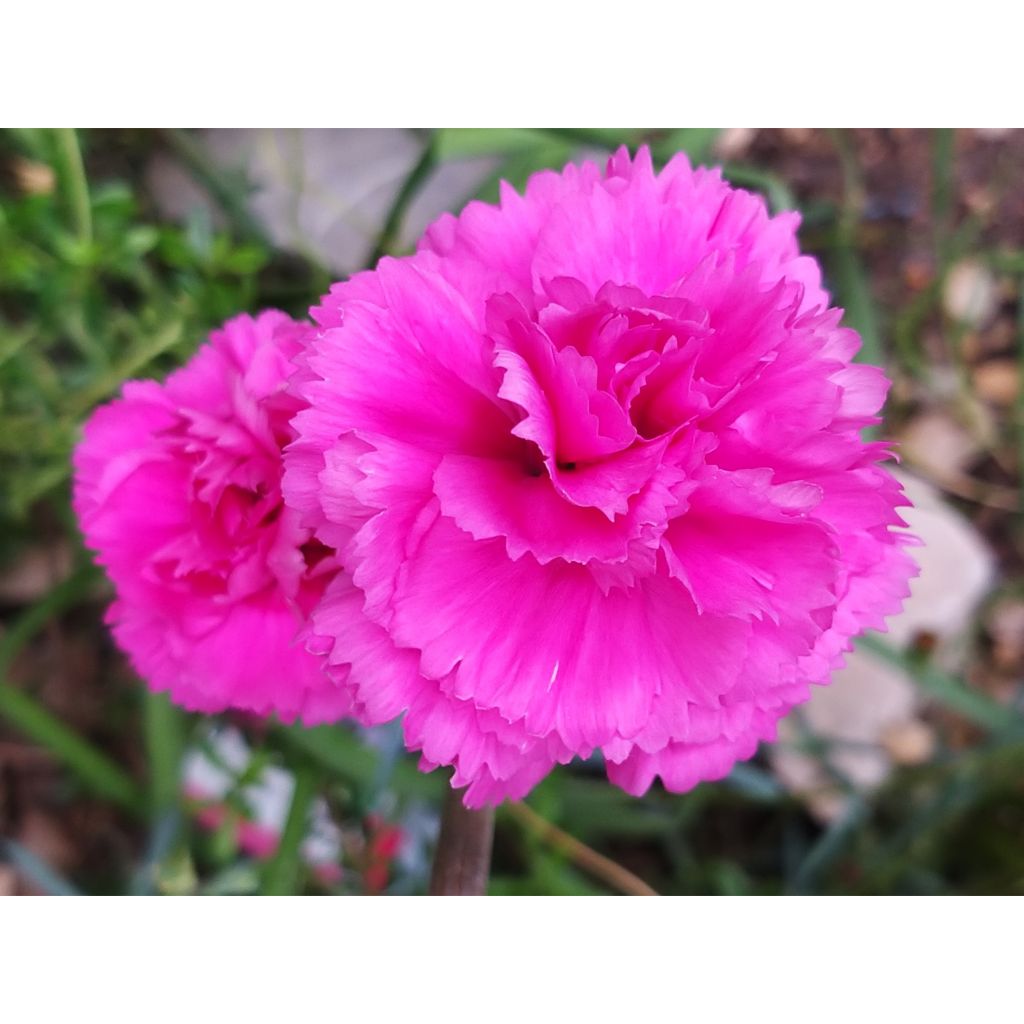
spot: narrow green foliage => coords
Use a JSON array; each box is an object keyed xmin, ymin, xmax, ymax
[{"xmin": 261, "ymin": 763, "xmax": 317, "ymax": 895}]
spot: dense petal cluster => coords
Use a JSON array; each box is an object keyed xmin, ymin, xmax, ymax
[
  {"xmin": 285, "ymin": 148, "xmax": 915, "ymax": 807},
  {"xmin": 73, "ymin": 311, "xmax": 347, "ymax": 722}
]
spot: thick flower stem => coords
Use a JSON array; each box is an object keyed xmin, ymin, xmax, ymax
[{"xmin": 428, "ymin": 787, "xmax": 495, "ymax": 895}]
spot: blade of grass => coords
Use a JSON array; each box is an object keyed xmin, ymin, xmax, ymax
[
  {"xmin": 537, "ymin": 127, "xmax": 644, "ymax": 151},
  {"xmin": 53, "ymin": 128, "xmax": 92, "ymax": 245},
  {"xmin": 261, "ymin": 763, "xmax": 317, "ymax": 895},
  {"xmin": 144, "ymin": 690, "xmax": 184, "ymax": 812},
  {"xmin": 503, "ymin": 800, "xmax": 658, "ymax": 896},
  {"xmin": 725, "ymin": 762, "xmax": 788, "ymax": 802},
  {"xmin": 436, "ymin": 127, "xmax": 555, "ymax": 160},
  {"xmin": 722, "ymin": 163, "xmax": 796, "ymax": 214},
  {"xmin": 366, "ymin": 131, "xmax": 438, "ymax": 266},
  {"xmin": 0, "ymin": 682, "xmax": 142, "ymax": 811},
  {"xmin": 931, "ymin": 128, "xmax": 956, "ymax": 263},
  {"xmin": 653, "ymin": 128, "xmax": 721, "ymax": 165},
  {"xmin": 162, "ymin": 129, "xmax": 270, "ymax": 247},
  {"xmin": 278, "ymin": 723, "xmax": 442, "ymax": 801},
  {"xmin": 0, "ymin": 838, "xmax": 81, "ymax": 896},
  {"xmin": 859, "ymin": 634, "xmax": 1020, "ymax": 733},
  {"xmin": 860, "ymin": 770, "xmax": 980, "ymax": 889},
  {"xmin": 1017, "ymin": 277, "xmax": 1024, "ymax": 505},
  {"xmin": 132, "ymin": 691, "xmax": 186, "ymax": 893},
  {"xmin": 827, "ymin": 129, "xmax": 884, "ymax": 368},
  {"xmin": 129, "ymin": 808, "xmax": 183, "ymax": 895},
  {"xmin": 0, "ymin": 567, "xmax": 93, "ymax": 671},
  {"xmin": 832, "ymin": 241, "xmax": 884, "ymax": 368},
  {"xmin": 0, "ymin": 567, "xmax": 143, "ymax": 811},
  {"xmin": 68, "ymin": 315, "xmax": 186, "ymax": 417},
  {"xmin": 786, "ymin": 794, "xmax": 868, "ymax": 895}
]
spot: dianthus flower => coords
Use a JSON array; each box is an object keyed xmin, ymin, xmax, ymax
[
  {"xmin": 73, "ymin": 311, "xmax": 347, "ymax": 722},
  {"xmin": 285, "ymin": 147, "xmax": 915, "ymax": 806}
]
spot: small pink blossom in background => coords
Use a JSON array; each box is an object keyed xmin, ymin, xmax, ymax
[
  {"xmin": 285, "ymin": 147, "xmax": 916, "ymax": 807},
  {"xmin": 182, "ymin": 726, "xmax": 344, "ymax": 884},
  {"xmin": 73, "ymin": 311, "xmax": 348, "ymax": 723}
]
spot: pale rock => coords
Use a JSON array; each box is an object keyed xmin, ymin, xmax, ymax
[
  {"xmin": 769, "ymin": 471, "xmax": 995, "ymax": 820},
  {"xmin": 714, "ymin": 128, "xmax": 758, "ymax": 159},
  {"xmin": 881, "ymin": 719, "xmax": 938, "ymax": 766},
  {"xmin": 972, "ymin": 359, "xmax": 1019, "ymax": 407},
  {"xmin": 899, "ymin": 411, "xmax": 981, "ymax": 480},
  {"xmin": 0, "ymin": 543, "xmax": 73, "ymax": 604},
  {"xmin": 0, "ymin": 866, "xmax": 17, "ymax": 897},
  {"xmin": 988, "ymin": 600, "xmax": 1024, "ymax": 670},
  {"xmin": 943, "ymin": 259, "xmax": 999, "ymax": 328},
  {"xmin": 148, "ymin": 129, "xmax": 495, "ymax": 275}
]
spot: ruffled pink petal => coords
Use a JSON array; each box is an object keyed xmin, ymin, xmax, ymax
[
  {"xmin": 283, "ymin": 147, "xmax": 916, "ymax": 807},
  {"xmin": 74, "ymin": 311, "xmax": 347, "ymax": 725},
  {"xmin": 388, "ymin": 514, "xmax": 754, "ymax": 751},
  {"xmin": 606, "ymin": 706, "xmax": 785, "ymax": 797}
]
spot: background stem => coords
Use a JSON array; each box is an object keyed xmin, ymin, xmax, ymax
[
  {"xmin": 262, "ymin": 763, "xmax": 316, "ymax": 895},
  {"xmin": 429, "ymin": 786, "xmax": 495, "ymax": 895},
  {"xmin": 54, "ymin": 128, "xmax": 92, "ymax": 245}
]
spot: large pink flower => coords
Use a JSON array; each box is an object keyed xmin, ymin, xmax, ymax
[
  {"xmin": 285, "ymin": 148, "xmax": 916, "ymax": 806},
  {"xmin": 73, "ymin": 311, "xmax": 348, "ymax": 723}
]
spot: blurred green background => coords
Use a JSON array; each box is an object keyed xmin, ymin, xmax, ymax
[{"xmin": 1, "ymin": 128, "xmax": 1022, "ymax": 895}]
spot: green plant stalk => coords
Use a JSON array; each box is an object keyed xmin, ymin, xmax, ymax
[
  {"xmin": 931, "ymin": 128, "xmax": 956, "ymax": 263},
  {"xmin": 0, "ymin": 838, "xmax": 81, "ymax": 896},
  {"xmin": 1017, "ymin": 277, "xmax": 1024, "ymax": 508},
  {"xmin": 262, "ymin": 763, "xmax": 317, "ymax": 895},
  {"xmin": 278, "ymin": 722, "xmax": 442, "ymax": 800},
  {"xmin": 69, "ymin": 316, "xmax": 186, "ymax": 417},
  {"xmin": 0, "ymin": 681, "xmax": 141, "ymax": 810},
  {"xmin": 367, "ymin": 131, "xmax": 438, "ymax": 266},
  {"xmin": 162, "ymin": 128, "xmax": 270, "ymax": 246},
  {"xmin": 859, "ymin": 634, "xmax": 1020, "ymax": 734},
  {"xmin": 0, "ymin": 569, "xmax": 91, "ymax": 671},
  {"xmin": 0, "ymin": 567, "xmax": 142, "ymax": 811},
  {"xmin": 54, "ymin": 128, "xmax": 92, "ymax": 245},
  {"xmin": 787, "ymin": 795, "xmax": 868, "ymax": 895},
  {"xmin": 144, "ymin": 690, "xmax": 184, "ymax": 812},
  {"xmin": 827, "ymin": 129, "xmax": 884, "ymax": 368}
]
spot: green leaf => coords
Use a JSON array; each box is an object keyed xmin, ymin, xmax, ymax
[
  {"xmin": 144, "ymin": 689, "xmax": 185, "ymax": 812},
  {"xmin": 279, "ymin": 723, "xmax": 443, "ymax": 801},
  {"xmin": 0, "ymin": 838, "xmax": 81, "ymax": 896},
  {"xmin": 436, "ymin": 128, "xmax": 556, "ymax": 160},
  {"xmin": 261, "ymin": 763, "xmax": 317, "ymax": 896},
  {"xmin": 0, "ymin": 682, "xmax": 142, "ymax": 810},
  {"xmin": 654, "ymin": 128, "xmax": 721, "ymax": 165},
  {"xmin": 859, "ymin": 634, "xmax": 1021, "ymax": 734},
  {"xmin": 0, "ymin": 568, "xmax": 143, "ymax": 812}
]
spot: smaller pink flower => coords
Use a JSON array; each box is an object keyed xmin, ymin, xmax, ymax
[{"xmin": 73, "ymin": 311, "xmax": 347, "ymax": 723}]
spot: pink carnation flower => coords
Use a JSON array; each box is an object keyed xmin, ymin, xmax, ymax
[
  {"xmin": 285, "ymin": 148, "xmax": 916, "ymax": 807},
  {"xmin": 73, "ymin": 311, "xmax": 348, "ymax": 723}
]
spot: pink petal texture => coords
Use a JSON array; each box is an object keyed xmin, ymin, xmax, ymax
[
  {"xmin": 74, "ymin": 311, "xmax": 348, "ymax": 723},
  {"xmin": 284, "ymin": 147, "xmax": 916, "ymax": 807}
]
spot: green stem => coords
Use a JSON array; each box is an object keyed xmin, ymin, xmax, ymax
[
  {"xmin": 0, "ymin": 567, "xmax": 142, "ymax": 811},
  {"xmin": 162, "ymin": 128, "xmax": 270, "ymax": 246},
  {"xmin": 931, "ymin": 127, "xmax": 956, "ymax": 263},
  {"xmin": 144, "ymin": 690, "xmax": 184, "ymax": 813},
  {"xmin": 1017, "ymin": 278, "xmax": 1024, "ymax": 510},
  {"xmin": 0, "ymin": 682, "xmax": 142, "ymax": 810},
  {"xmin": 367, "ymin": 131, "xmax": 438, "ymax": 266},
  {"xmin": 827, "ymin": 129, "xmax": 884, "ymax": 370},
  {"xmin": 262, "ymin": 764, "xmax": 317, "ymax": 895},
  {"xmin": 54, "ymin": 128, "xmax": 92, "ymax": 245}
]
